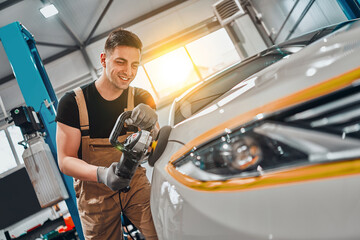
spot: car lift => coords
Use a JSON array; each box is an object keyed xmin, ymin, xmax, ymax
[{"xmin": 0, "ymin": 22, "xmax": 84, "ymax": 239}]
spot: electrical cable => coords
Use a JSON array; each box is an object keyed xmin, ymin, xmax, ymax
[{"xmin": 119, "ymin": 191, "xmax": 135, "ymax": 240}]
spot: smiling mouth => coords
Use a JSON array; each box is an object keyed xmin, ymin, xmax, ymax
[{"xmin": 119, "ymin": 76, "xmax": 130, "ymax": 81}]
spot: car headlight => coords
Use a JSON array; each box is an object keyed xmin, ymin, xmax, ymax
[
  {"xmin": 172, "ymin": 84, "xmax": 360, "ymax": 181},
  {"xmin": 219, "ymin": 135, "xmax": 262, "ymax": 171}
]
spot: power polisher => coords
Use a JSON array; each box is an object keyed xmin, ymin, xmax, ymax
[
  {"xmin": 109, "ymin": 110, "xmax": 172, "ymax": 193},
  {"xmin": 109, "ymin": 111, "xmax": 155, "ymax": 192}
]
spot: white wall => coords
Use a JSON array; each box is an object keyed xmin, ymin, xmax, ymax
[{"xmin": 232, "ymin": 14, "xmax": 268, "ymax": 57}]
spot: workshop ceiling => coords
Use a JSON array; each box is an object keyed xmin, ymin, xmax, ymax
[{"xmin": 0, "ymin": 0, "xmax": 183, "ymax": 85}]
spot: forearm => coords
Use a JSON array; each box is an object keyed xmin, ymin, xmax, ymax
[
  {"xmin": 56, "ymin": 122, "xmax": 98, "ymax": 181},
  {"xmin": 59, "ymin": 156, "xmax": 98, "ymax": 182}
]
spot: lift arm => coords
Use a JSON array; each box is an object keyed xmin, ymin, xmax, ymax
[{"xmin": 0, "ymin": 22, "xmax": 84, "ymax": 240}]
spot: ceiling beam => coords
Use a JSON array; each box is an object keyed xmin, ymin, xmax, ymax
[
  {"xmin": 285, "ymin": 0, "xmax": 316, "ymax": 41},
  {"xmin": 0, "ymin": 73, "xmax": 14, "ymax": 85},
  {"xmin": 87, "ymin": 0, "xmax": 188, "ymax": 45},
  {"xmin": 0, "ymin": 0, "xmax": 24, "ymax": 11},
  {"xmin": 42, "ymin": 48, "xmax": 78, "ymax": 64},
  {"xmin": 142, "ymin": 18, "xmax": 220, "ymax": 62},
  {"xmin": 36, "ymin": 41, "xmax": 79, "ymax": 49},
  {"xmin": 273, "ymin": 0, "xmax": 300, "ymax": 43},
  {"xmin": 0, "ymin": 48, "xmax": 78, "ymax": 84},
  {"xmin": 54, "ymin": 14, "xmax": 98, "ymax": 80},
  {"xmin": 56, "ymin": 16, "xmax": 83, "ymax": 47},
  {"xmin": 84, "ymin": 0, "xmax": 114, "ymax": 46}
]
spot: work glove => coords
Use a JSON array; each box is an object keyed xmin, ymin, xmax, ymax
[
  {"xmin": 97, "ymin": 162, "xmax": 130, "ymax": 191},
  {"xmin": 125, "ymin": 103, "xmax": 158, "ymax": 130}
]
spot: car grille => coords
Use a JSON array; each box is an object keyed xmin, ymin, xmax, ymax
[{"xmin": 272, "ymin": 83, "xmax": 360, "ymax": 140}]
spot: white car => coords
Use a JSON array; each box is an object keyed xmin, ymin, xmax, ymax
[{"xmin": 149, "ymin": 20, "xmax": 360, "ymax": 240}]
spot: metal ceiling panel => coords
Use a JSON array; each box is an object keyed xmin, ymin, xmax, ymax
[
  {"xmin": 0, "ymin": 0, "xmax": 74, "ymax": 44},
  {"xmin": 0, "ymin": 0, "xmax": 181, "ymax": 83},
  {"xmin": 52, "ymin": 0, "xmax": 104, "ymax": 41},
  {"xmin": 92, "ymin": 0, "xmax": 175, "ymax": 37},
  {"xmin": 0, "ymin": 0, "xmax": 77, "ymax": 74}
]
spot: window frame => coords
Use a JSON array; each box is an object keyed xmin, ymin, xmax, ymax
[{"xmin": 0, "ymin": 122, "xmax": 24, "ymax": 176}]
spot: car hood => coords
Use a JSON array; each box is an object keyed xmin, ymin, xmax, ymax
[{"xmin": 168, "ymin": 20, "xmax": 360, "ymax": 145}]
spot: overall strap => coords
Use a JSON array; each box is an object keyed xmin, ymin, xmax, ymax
[
  {"xmin": 125, "ymin": 86, "xmax": 135, "ymax": 112},
  {"xmin": 73, "ymin": 87, "xmax": 89, "ymax": 136}
]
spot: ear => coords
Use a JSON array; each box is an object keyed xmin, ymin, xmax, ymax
[{"xmin": 100, "ymin": 52, "xmax": 106, "ymax": 68}]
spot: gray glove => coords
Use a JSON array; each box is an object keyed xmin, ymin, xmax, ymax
[
  {"xmin": 97, "ymin": 162, "xmax": 130, "ymax": 191},
  {"xmin": 125, "ymin": 103, "xmax": 158, "ymax": 130}
]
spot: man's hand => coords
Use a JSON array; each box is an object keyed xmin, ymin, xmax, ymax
[
  {"xmin": 97, "ymin": 162, "xmax": 130, "ymax": 191},
  {"xmin": 125, "ymin": 103, "xmax": 158, "ymax": 130}
]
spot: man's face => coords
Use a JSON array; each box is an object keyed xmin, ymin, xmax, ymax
[{"xmin": 101, "ymin": 45, "xmax": 140, "ymax": 90}]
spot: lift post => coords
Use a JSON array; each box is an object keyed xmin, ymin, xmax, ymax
[{"xmin": 0, "ymin": 22, "xmax": 84, "ymax": 239}]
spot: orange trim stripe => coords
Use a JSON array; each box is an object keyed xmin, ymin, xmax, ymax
[
  {"xmin": 171, "ymin": 67, "xmax": 360, "ymax": 162},
  {"xmin": 167, "ymin": 66, "xmax": 360, "ymax": 191},
  {"xmin": 166, "ymin": 159, "xmax": 360, "ymax": 192}
]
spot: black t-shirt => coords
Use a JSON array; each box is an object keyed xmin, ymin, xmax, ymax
[{"xmin": 55, "ymin": 81, "xmax": 156, "ymax": 138}]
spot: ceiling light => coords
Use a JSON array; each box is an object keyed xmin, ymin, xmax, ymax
[{"xmin": 40, "ymin": 4, "xmax": 58, "ymax": 18}]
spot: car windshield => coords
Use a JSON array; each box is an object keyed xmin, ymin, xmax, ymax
[
  {"xmin": 173, "ymin": 48, "xmax": 291, "ymax": 125},
  {"xmin": 171, "ymin": 20, "xmax": 355, "ymax": 126}
]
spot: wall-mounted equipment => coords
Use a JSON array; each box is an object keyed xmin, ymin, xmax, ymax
[
  {"xmin": 212, "ymin": 0, "xmax": 272, "ymax": 58},
  {"xmin": 10, "ymin": 106, "xmax": 42, "ymax": 135},
  {"xmin": 213, "ymin": 0, "xmax": 245, "ymax": 26},
  {"xmin": 10, "ymin": 106, "xmax": 69, "ymax": 208}
]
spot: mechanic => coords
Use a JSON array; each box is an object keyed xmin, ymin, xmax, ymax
[{"xmin": 56, "ymin": 28, "xmax": 159, "ymax": 240}]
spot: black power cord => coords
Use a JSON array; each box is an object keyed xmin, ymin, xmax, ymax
[{"xmin": 119, "ymin": 191, "xmax": 135, "ymax": 240}]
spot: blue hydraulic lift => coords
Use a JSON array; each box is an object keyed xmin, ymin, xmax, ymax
[
  {"xmin": 337, "ymin": 0, "xmax": 360, "ymax": 19},
  {"xmin": 0, "ymin": 22, "xmax": 84, "ymax": 239}
]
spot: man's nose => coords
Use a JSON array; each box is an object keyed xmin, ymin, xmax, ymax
[{"xmin": 123, "ymin": 64, "xmax": 132, "ymax": 76}]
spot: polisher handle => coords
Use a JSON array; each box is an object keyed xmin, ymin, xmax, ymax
[{"xmin": 109, "ymin": 111, "xmax": 132, "ymax": 149}]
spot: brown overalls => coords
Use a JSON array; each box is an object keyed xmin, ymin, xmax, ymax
[{"xmin": 73, "ymin": 86, "xmax": 158, "ymax": 240}]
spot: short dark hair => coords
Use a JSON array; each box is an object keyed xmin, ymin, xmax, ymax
[{"xmin": 104, "ymin": 28, "xmax": 143, "ymax": 54}]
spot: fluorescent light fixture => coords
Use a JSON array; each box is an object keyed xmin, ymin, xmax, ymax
[{"xmin": 40, "ymin": 4, "xmax": 58, "ymax": 18}]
